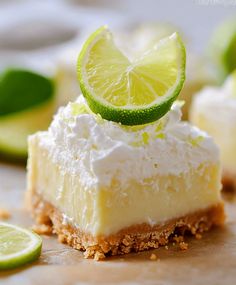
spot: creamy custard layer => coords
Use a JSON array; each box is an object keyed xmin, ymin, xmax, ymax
[{"xmin": 28, "ymin": 134, "xmax": 222, "ymax": 237}]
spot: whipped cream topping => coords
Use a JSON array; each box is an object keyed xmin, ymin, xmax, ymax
[
  {"xmin": 37, "ymin": 96, "xmax": 219, "ymax": 190},
  {"xmin": 191, "ymin": 73, "xmax": 236, "ymax": 122}
]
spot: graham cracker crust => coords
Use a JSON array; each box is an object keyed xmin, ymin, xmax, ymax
[
  {"xmin": 222, "ymin": 169, "xmax": 236, "ymax": 192},
  {"xmin": 29, "ymin": 192, "xmax": 225, "ymax": 260}
]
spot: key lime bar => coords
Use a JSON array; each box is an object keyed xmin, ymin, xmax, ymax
[
  {"xmin": 26, "ymin": 97, "xmax": 224, "ymax": 260},
  {"xmin": 190, "ymin": 72, "xmax": 236, "ymax": 191},
  {"xmin": 27, "ymin": 27, "xmax": 224, "ymax": 260}
]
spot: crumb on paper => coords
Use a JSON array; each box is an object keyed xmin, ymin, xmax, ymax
[
  {"xmin": 173, "ymin": 235, "xmax": 184, "ymax": 243},
  {"xmin": 191, "ymin": 227, "xmax": 197, "ymax": 235},
  {"xmin": 195, "ymin": 233, "xmax": 202, "ymax": 240},
  {"xmin": 58, "ymin": 234, "xmax": 67, "ymax": 243},
  {"xmin": 179, "ymin": 241, "xmax": 188, "ymax": 250},
  {"xmin": 150, "ymin": 253, "xmax": 157, "ymax": 260},
  {"xmin": 0, "ymin": 208, "xmax": 11, "ymax": 220},
  {"xmin": 32, "ymin": 224, "xmax": 52, "ymax": 235},
  {"xmin": 94, "ymin": 251, "xmax": 105, "ymax": 261}
]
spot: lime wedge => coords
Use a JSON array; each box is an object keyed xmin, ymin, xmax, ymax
[
  {"xmin": 209, "ymin": 18, "xmax": 236, "ymax": 81},
  {"xmin": 0, "ymin": 222, "xmax": 42, "ymax": 270},
  {"xmin": 77, "ymin": 26, "xmax": 186, "ymax": 125},
  {"xmin": 0, "ymin": 69, "xmax": 55, "ymax": 158}
]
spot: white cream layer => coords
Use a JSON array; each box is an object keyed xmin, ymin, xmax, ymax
[{"xmin": 35, "ymin": 96, "xmax": 219, "ymax": 191}]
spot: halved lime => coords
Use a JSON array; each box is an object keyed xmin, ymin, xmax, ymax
[
  {"xmin": 0, "ymin": 222, "xmax": 42, "ymax": 270},
  {"xmin": 209, "ymin": 18, "xmax": 236, "ymax": 81},
  {"xmin": 77, "ymin": 26, "xmax": 186, "ymax": 125},
  {"xmin": 0, "ymin": 69, "xmax": 55, "ymax": 159}
]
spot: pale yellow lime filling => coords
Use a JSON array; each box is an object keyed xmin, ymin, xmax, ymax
[{"xmin": 28, "ymin": 135, "xmax": 221, "ymax": 236}]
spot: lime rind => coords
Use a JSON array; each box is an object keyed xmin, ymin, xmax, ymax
[
  {"xmin": 0, "ymin": 222, "xmax": 42, "ymax": 270},
  {"xmin": 78, "ymin": 26, "xmax": 186, "ymax": 125}
]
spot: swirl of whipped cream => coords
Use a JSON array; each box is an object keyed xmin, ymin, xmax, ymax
[{"xmin": 43, "ymin": 96, "xmax": 219, "ymax": 189}]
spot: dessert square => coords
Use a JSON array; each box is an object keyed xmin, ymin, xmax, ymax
[
  {"xmin": 191, "ymin": 74, "xmax": 236, "ymax": 191},
  {"xmin": 26, "ymin": 98, "xmax": 225, "ymax": 260}
]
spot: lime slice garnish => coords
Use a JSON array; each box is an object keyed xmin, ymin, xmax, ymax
[
  {"xmin": 77, "ymin": 26, "xmax": 186, "ymax": 126},
  {"xmin": 0, "ymin": 69, "xmax": 55, "ymax": 158},
  {"xmin": 0, "ymin": 222, "xmax": 42, "ymax": 270},
  {"xmin": 209, "ymin": 18, "xmax": 236, "ymax": 81}
]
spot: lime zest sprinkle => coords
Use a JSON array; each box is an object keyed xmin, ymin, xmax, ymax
[
  {"xmin": 130, "ymin": 141, "xmax": 143, "ymax": 147},
  {"xmin": 91, "ymin": 144, "xmax": 98, "ymax": 150},
  {"xmin": 189, "ymin": 135, "xmax": 204, "ymax": 146},
  {"xmin": 155, "ymin": 133, "xmax": 165, "ymax": 139},
  {"xmin": 122, "ymin": 124, "xmax": 149, "ymax": 132},
  {"xmin": 154, "ymin": 121, "xmax": 165, "ymax": 139},
  {"xmin": 155, "ymin": 122, "xmax": 163, "ymax": 133},
  {"xmin": 142, "ymin": 132, "xmax": 150, "ymax": 144}
]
